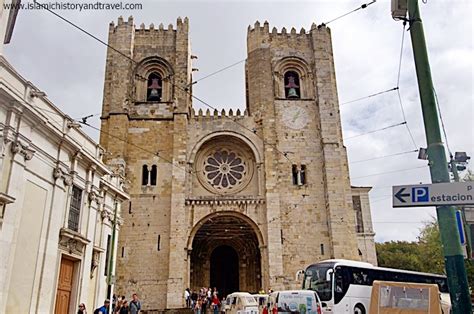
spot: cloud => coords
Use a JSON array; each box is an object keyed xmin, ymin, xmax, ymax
[{"xmin": 4, "ymin": 0, "xmax": 473, "ymax": 243}]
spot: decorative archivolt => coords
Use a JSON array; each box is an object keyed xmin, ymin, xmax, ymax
[
  {"xmin": 133, "ymin": 56, "xmax": 174, "ymax": 103},
  {"xmin": 273, "ymin": 56, "xmax": 314, "ymax": 99}
]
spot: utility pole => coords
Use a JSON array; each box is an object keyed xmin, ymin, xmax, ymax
[
  {"xmin": 107, "ymin": 200, "xmax": 118, "ymax": 300},
  {"xmin": 405, "ymin": 0, "xmax": 472, "ymax": 312}
]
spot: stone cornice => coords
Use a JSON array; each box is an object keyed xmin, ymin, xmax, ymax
[
  {"xmin": 0, "ymin": 192, "xmax": 15, "ymax": 206},
  {"xmin": 185, "ymin": 197, "xmax": 265, "ymax": 206}
]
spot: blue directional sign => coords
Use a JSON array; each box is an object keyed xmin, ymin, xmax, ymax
[
  {"xmin": 392, "ymin": 182, "xmax": 474, "ymax": 207},
  {"xmin": 455, "ymin": 210, "xmax": 466, "ymax": 245}
]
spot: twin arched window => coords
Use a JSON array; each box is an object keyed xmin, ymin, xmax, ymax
[
  {"xmin": 284, "ymin": 71, "xmax": 300, "ymax": 99},
  {"xmin": 147, "ymin": 72, "xmax": 162, "ymax": 102},
  {"xmin": 142, "ymin": 164, "xmax": 157, "ymax": 186}
]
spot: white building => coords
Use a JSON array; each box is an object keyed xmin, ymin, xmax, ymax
[{"xmin": 0, "ymin": 54, "xmax": 129, "ymax": 313}]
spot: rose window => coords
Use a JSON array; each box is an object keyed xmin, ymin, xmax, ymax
[{"xmin": 203, "ymin": 150, "xmax": 247, "ymax": 190}]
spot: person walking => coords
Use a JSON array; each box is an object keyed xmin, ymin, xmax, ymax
[{"xmin": 130, "ymin": 293, "xmax": 141, "ymax": 314}]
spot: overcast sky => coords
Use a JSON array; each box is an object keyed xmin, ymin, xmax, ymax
[{"xmin": 4, "ymin": 0, "xmax": 473, "ymax": 242}]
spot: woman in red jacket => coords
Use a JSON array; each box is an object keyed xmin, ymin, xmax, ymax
[{"xmin": 211, "ymin": 294, "xmax": 220, "ymax": 314}]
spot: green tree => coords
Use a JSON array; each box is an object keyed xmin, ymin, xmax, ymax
[
  {"xmin": 417, "ymin": 220, "xmax": 445, "ymax": 274},
  {"xmin": 377, "ymin": 220, "xmax": 474, "ymax": 288},
  {"xmin": 376, "ymin": 241, "xmax": 423, "ymax": 271}
]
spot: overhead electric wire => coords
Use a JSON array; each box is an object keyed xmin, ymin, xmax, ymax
[
  {"xmin": 78, "ymin": 121, "xmax": 190, "ymax": 174},
  {"xmin": 190, "ymin": 58, "xmax": 247, "ymax": 86},
  {"xmin": 344, "ymin": 121, "xmax": 406, "ymax": 140},
  {"xmin": 32, "ymin": 0, "xmax": 136, "ymax": 67},
  {"xmin": 352, "ymin": 165, "xmax": 427, "ymax": 179},
  {"xmin": 396, "ymin": 22, "xmax": 418, "ymax": 150},
  {"xmin": 321, "ymin": 0, "xmax": 377, "ymax": 26},
  {"xmin": 340, "ymin": 87, "xmax": 398, "ymax": 106},
  {"xmin": 349, "ymin": 149, "xmax": 418, "ymax": 164},
  {"xmin": 433, "ymin": 87, "xmax": 452, "ymax": 156},
  {"xmin": 260, "ymin": 192, "xmax": 308, "ymax": 225},
  {"xmin": 34, "ymin": 0, "xmax": 293, "ymax": 163}
]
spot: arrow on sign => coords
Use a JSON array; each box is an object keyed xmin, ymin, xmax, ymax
[{"xmin": 395, "ymin": 188, "xmax": 410, "ymax": 203}]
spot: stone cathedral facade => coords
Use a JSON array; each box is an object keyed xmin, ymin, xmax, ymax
[{"xmin": 99, "ymin": 16, "xmax": 377, "ymax": 310}]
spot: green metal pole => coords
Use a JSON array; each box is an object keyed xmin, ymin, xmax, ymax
[
  {"xmin": 107, "ymin": 201, "xmax": 118, "ymax": 298},
  {"xmin": 407, "ymin": 0, "xmax": 472, "ymax": 312}
]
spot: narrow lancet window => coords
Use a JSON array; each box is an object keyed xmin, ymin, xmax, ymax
[
  {"xmin": 142, "ymin": 165, "xmax": 149, "ymax": 186},
  {"xmin": 150, "ymin": 165, "xmax": 157, "ymax": 186}
]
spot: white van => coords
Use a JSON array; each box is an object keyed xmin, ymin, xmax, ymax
[
  {"xmin": 268, "ymin": 290, "xmax": 322, "ymax": 314},
  {"xmin": 224, "ymin": 292, "xmax": 259, "ymax": 314}
]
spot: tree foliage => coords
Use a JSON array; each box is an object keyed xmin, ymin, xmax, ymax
[{"xmin": 376, "ymin": 219, "xmax": 474, "ymax": 288}]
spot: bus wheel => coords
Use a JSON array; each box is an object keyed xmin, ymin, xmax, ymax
[{"xmin": 354, "ymin": 304, "xmax": 366, "ymax": 314}]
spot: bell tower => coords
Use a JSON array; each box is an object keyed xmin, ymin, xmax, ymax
[
  {"xmin": 99, "ymin": 16, "xmax": 192, "ymax": 309},
  {"xmin": 100, "ymin": 15, "xmax": 192, "ymax": 163},
  {"xmin": 245, "ymin": 21, "xmax": 359, "ymax": 285}
]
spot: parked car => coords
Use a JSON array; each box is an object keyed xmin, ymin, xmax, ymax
[
  {"xmin": 268, "ymin": 290, "xmax": 322, "ymax": 314},
  {"xmin": 224, "ymin": 292, "xmax": 259, "ymax": 314}
]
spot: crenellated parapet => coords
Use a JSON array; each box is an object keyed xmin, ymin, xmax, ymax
[
  {"xmin": 247, "ymin": 20, "xmax": 330, "ymax": 53},
  {"xmin": 108, "ymin": 16, "xmax": 189, "ymax": 33},
  {"xmin": 190, "ymin": 107, "xmax": 249, "ymax": 120}
]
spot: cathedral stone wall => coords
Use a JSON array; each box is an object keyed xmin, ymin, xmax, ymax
[{"xmin": 100, "ymin": 17, "xmax": 376, "ymax": 310}]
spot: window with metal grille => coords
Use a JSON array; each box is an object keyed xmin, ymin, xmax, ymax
[{"xmin": 68, "ymin": 186, "xmax": 82, "ymax": 232}]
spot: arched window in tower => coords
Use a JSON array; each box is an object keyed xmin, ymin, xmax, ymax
[
  {"xmin": 284, "ymin": 71, "xmax": 300, "ymax": 99},
  {"xmin": 147, "ymin": 72, "xmax": 162, "ymax": 101},
  {"xmin": 142, "ymin": 165, "xmax": 149, "ymax": 186},
  {"xmin": 150, "ymin": 165, "xmax": 157, "ymax": 186}
]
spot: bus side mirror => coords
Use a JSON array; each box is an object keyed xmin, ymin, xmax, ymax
[{"xmin": 326, "ymin": 269, "xmax": 333, "ymax": 282}]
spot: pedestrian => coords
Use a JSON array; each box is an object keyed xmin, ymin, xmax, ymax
[
  {"xmin": 119, "ymin": 300, "xmax": 130, "ymax": 314},
  {"xmin": 195, "ymin": 297, "xmax": 202, "ymax": 314},
  {"xmin": 115, "ymin": 298, "xmax": 123, "ymax": 313},
  {"xmin": 78, "ymin": 303, "xmax": 87, "ymax": 314},
  {"xmin": 112, "ymin": 294, "xmax": 117, "ymax": 312},
  {"xmin": 185, "ymin": 288, "xmax": 191, "ymax": 308},
  {"xmin": 130, "ymin": 293, "xmax": 141, "ymax": 314},
  {"xmin": 191, "ymin": 290, "xmax": 198, "ymax": 309},
  {"xmin": 201, "ymin": 293, "xmax": 208, "ymax": 314},
  {"xmin": 211, "ymin": 293, "xmax": 220, "ymax": 314},
  {"xmin": 94, "ymin": 299, "xmax": 110, "ymax": 314}
]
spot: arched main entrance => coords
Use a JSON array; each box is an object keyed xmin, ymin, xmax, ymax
[
  {"xmin": 190, "ymin": 214, "xmax": 262, "ymax": 296},
  {"xmin": 210, "ymin": 245, "xmax": 239, "ymax": 297}
]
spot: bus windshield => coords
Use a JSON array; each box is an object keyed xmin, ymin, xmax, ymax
[{"xmin": 302, "ymin": 263, "xmax": 333, "ymax": 301}]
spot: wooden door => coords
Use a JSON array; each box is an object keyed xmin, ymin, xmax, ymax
[{"xmin": 55, "ymin": 257, "xmax": 74, "ymax": 314}]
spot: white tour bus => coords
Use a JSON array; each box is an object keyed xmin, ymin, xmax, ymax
[{"xmin": 302, "ymin": 259, "xmax": 449, "ymax": 314}]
